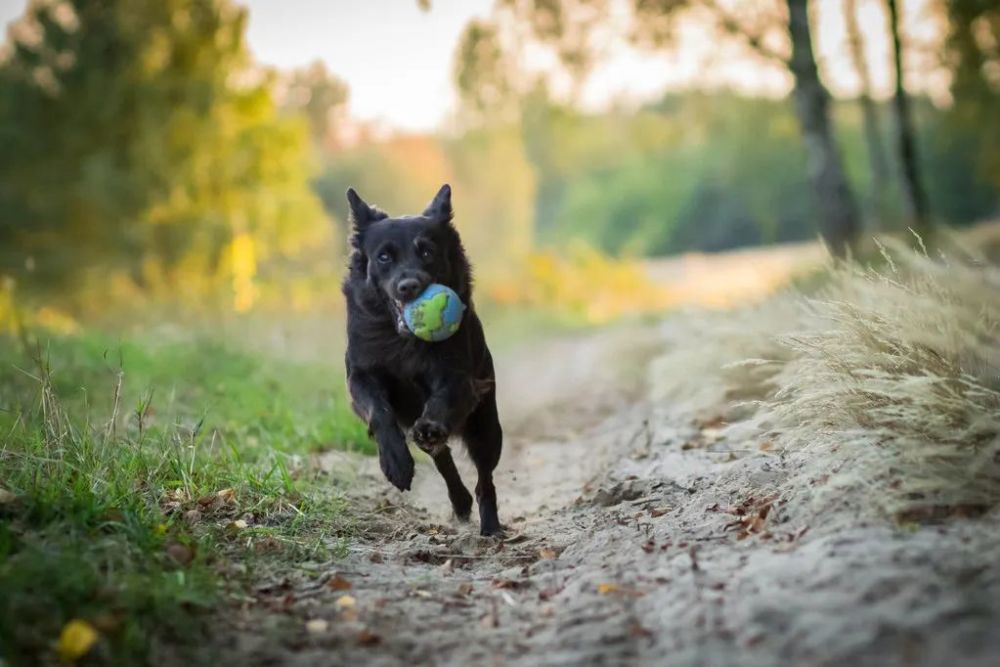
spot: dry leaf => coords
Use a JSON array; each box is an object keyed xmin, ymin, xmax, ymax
[
  {"xmin": 327, "ymin": 574, "xmax": 352, "ymax": 591},
  {"xmin": 183, "ymin": 509, "xmax": 202, "ymax": 524},
  {"xmin": 165, "ymin": 542, "xmax": 194, "ymax": 566},
  {"xmin": 456, "ymin": 582, "xmax": 474, "ymax": 596},
  {"xmin": 356, "ymin": 629, "xmax": 381, "ymax": 646},
  {"xmin": 629, "ymin": 623, "xmax": 654, "ymax": 639},
  {"xmin": 701, "ymin": 427, "xmax": 722, "ymax": 442},
  {"xmin": 538, "ymin": 548, "xmax": 558, "ymax": 560},
  {"xmin": 89, "ymin": 613, "xmax": 120, "ymax": 634},
  {"xmin": 0, "ymin": 487, "xmax": 15, "ymax": 505},
  {"xmin": 368, "ymin": 551, "xmax": 384, "ymax": 564},
  {"xmin": 491, "ymin": 579, "xmax": 522, "ymax": 590},
  {"xmin": 227, "ymin": 519, "xmax": 248, "ymax": 532},
  {"xmin": 216, "ymin": 488, "xmax": 236, "ymax": 503},
  {"xmin": 57, "ymin": 619, "xmax": 99, "ymax": 662},
  {"xmin": 649, "ymin": 507, "xmax": 671, "ymax": 518},
  {"xmin": 597, "ymin": 583, "xmax": 619, "ymax": 595},
  {"xmin": 335, "ymin": 595, "xmax": 356, "ymax": 609},
  {"xmin": 538, "ymin": 586, "xmax": 561, "ymax": 601},
  {"xmin": 305, "ymin": 619, "xmax": 329, "ymax": 634}
]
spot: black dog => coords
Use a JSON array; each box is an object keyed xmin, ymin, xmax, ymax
[{"xmin": 342, "ymin": 184, "xmax": 503, "ymax": 536}]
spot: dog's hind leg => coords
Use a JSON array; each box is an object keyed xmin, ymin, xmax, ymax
[
  {"xmin": 462, "ymin": 393, "xmax": 503, "ymax": 536},
  {"xmin": 432, "ymin": 449, "xmax": 473, "ymax": 521}
]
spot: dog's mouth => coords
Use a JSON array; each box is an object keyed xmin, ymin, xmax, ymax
[{"xmin": 389, "ymin": 298, "xmax": 410, "ymax": 336}]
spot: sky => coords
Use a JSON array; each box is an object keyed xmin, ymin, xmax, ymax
[{"xmin": 0, "ymin": 0, "xmax": 946, "ymax": 132}]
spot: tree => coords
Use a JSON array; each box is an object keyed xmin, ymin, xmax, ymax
[
  {"xmin": 784, "ymin": 0, "xmax": 859, "ymax": 256},
  {"xmin": 278, "ymin": 61, "xmax": 349, "ymax": 150},
  {"xmin": 886, "ymin": 0, "xmax": 931, "ymax": 233},
  {"xmin": 936, "ymin": 0, "xmax": 1000, "ymax": 214},
  {"xmin": 455, "ymin": 0, "xmax": 863, "ymax": 257},
  {"xmin": 844, "ymin": 0, "xmax": 891, "ymax": 228},
  {"xmin": 0, "ymin": 0, "xmax": 325, "ymax": 294}
]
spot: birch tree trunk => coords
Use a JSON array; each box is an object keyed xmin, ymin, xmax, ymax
[
  {"xmin": 845, "ymin": 0, "xmax": 891, "ymax": 229},
  {"xmin": 786, "ymin": 0, "xmax": 860, "ymax": 257},
  {"xmin": 886, "ymin": 0, "xmax": 931, "ymax": 233}
]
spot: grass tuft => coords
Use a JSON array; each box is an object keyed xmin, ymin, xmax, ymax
[
  {"xmin": 0, "ymin": 329, "xmax": 367, "ymax": 663},
  {"xmin": 652, "ymin": 236, "xmax": 1000, "ymax": 520}
]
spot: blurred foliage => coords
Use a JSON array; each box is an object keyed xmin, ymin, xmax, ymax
[
  {"xmin": 0, "ymin": 0, "xmax": 998, "ymax": 323},
  {"xmin": 0, "ymin": 0, "xmax": 328, "ymax": 305},
  {"xmin": 277, "ymin": 60, "xmax": 348, "ymax": 151},
  {"xmin": 492, "ymin": 241, "xmax": 671, "ymax": 323}
]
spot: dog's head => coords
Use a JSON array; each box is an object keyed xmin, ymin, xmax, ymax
[{"xmin": 345, "ymin": 184, "xmax": 471, "ymax": 334}]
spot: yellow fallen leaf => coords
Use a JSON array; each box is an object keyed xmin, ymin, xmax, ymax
[
  {"xmin": 335, "ymin": 595, "xmax": 356, "ymax": 609},
  {"xmin": 227, "ymin": 519, "xmax": 248, "ymax": 533},
  {"xmin": 57, "ymin": 619, "xmax": 98, "ymax": 662},
  {"xmin": 597, "ymin": 583, "xmax": 619, "ymax": 595},
  {"xmin": 305, "ymin": 619, "xmax": 329, "ymax": 634}
]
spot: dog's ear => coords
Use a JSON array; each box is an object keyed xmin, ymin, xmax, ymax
[
  {"xmin": 346, "ymin": 188, "xmax": 387, "ymax": 234},
  {"xmin": 422, "ymin": 184, "xmax": 453, "ymax": 223}
]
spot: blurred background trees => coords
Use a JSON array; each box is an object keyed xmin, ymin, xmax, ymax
[
  {"xmin": 0, "ymin": 0, "xmax": 327, "ymax": 301},
  {"xmin": 0, "ymin": 0, "xmax": 998, "ymax": 313}
]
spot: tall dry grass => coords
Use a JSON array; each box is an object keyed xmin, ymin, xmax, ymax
[{"xmin": 653, "ymin": 236, "xmax": 1000, "ymax": 519}]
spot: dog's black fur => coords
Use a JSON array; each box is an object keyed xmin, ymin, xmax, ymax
[{"xmin": 342, "ymin": 184, "xmax": 503, "ymax": 536}]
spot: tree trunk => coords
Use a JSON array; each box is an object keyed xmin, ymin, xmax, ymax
[
  {"xmin": 785, "ymin": 0, "xmax": 860, "ymax": 258},
  {"xmin": 886, "ymin": 0, "xmax": 931, "ymax": 234},
  {"xmin": 844, "ymin": 0, "xmax": 890, "ymax": 228}
]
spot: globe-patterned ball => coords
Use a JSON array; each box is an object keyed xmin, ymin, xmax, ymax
[{"xmin": 402, "ymin": 283, "xmax": 466, "ymax": 342}]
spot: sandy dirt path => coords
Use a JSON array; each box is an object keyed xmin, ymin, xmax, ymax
[{"xmin": 220, "ymin": 321, "xmax": 1000, "ymax": 667}]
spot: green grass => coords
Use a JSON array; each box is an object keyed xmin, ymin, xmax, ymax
[{"xmin": 0, "ymin": 328, "xmax": 370, "ymax": 664}]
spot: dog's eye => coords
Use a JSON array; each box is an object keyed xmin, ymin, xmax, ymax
[
  {"xmin": 419, "ymin": 247, "xmax": 434, "ymax": 260},
  {"xmin": 375, "ymin": 250, "xmax": 392, "ymax": 264}
]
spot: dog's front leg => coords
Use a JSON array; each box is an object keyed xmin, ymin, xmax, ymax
[
  {"xmin": 348, "ymin": 369, "xmax": 414, "ymax": 491},
  {"xmin": 412, "ymin": 374, "xmax": 481, "ymax": 453}
]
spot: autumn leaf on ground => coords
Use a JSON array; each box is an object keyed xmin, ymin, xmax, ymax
[
  {"xmin": 165, "ymin": 542, "xmax": 194, "ymax": 566},
  {"xmin": 597, "ymin": 583, "xmax": 619, "ymax": 594},
  {"xmin": 356, "ymin": 629, "xmax": 381, "ymax": 646},
  {"xmin": 629, "ymin": 623, "xmax": 654, "ymax": 639},
  {"xmin": 226, "ymin": 519, "xmax": 248, "ymax": 533},
  {"xmin": 335, "ymin": 595, "xmax": 356, "ymax": 609},
  {"xmin": 57, "ymin": 619, "xmax": 98, "ymax": 662},
  {"xmin": 538, "ymin": 547, "xmax": 558, "ymax": 560},
  {"xmin": 327, "ymin": 574, "xmax": 352, "ymax": 591},
  {"xmin": 305, "ymin": 619, "xmax": 329, "ymax": 634}
]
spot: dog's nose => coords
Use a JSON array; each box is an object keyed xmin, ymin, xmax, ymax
[{"xmin": 397, "ymin": 278, "xmax": 423, "ymax": 301}]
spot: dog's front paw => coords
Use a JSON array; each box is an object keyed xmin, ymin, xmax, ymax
[
  {"xmin": 379, "ymin": 445, "xmax": 414, "ymax": 492},
  {"xmin": 412, "ymin": 418, "xmax": 449, "ymax": 452}
]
